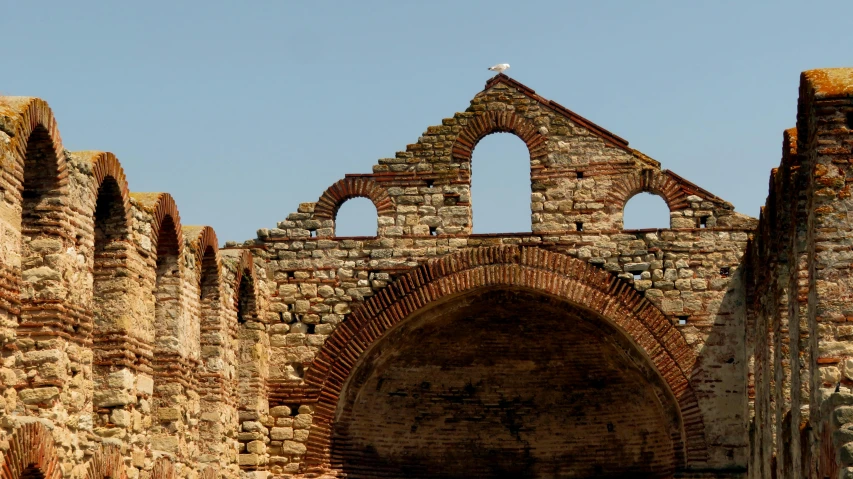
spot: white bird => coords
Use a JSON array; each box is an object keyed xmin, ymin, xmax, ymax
[{"xmin": 488, "ymin": 63, "xmax": 510, "ymax": 74}]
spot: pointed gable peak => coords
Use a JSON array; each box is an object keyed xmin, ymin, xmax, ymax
[{"xmin": 480, "ymin": 73, "xmax": 631, "ymax": 154}]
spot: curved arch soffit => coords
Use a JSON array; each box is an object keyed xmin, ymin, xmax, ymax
[
  {"xmin": 85, "ymin": 444, "xmax": 127, "ymax": 479},
  {"xmin": 151, "ymin": 457, "xmax": 174, "ymax": 479},
  {"xmin": 303, "ymin": 246, "xmax": 707, "ymax": 467},
  {"xmin": 0, "ymin": 422, "xmax": 62, "ymax": 479}
]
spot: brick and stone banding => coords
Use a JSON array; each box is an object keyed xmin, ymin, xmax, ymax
[{"xmin": 1, "ymin": 67, "xmax": 852, "ymax": 479}]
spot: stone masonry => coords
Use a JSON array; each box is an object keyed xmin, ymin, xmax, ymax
[{"xmin": 0, "ymin": 69, "xmax": 850, "ymax": 479}]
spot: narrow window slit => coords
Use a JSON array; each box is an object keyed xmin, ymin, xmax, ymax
[{"xmin": 575, "ymin": 222, "xmax": 583, "ymax": 232}]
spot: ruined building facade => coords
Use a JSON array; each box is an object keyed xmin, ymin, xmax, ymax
[{"xmin": 0, "ymin": 68, "xmax": 851, "ymax": 479}]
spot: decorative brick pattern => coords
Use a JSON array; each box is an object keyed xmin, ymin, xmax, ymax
[
  {"xmin": 451, "ymin": 109, "xmax": 549, "ymax": 162},
  {"xmin": 313, "ymin": 177, "xmax": 394, "ymax": 224}
]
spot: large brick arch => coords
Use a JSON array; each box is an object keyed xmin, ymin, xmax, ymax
[
  {"xmin": 313, "ymin": 177, "xmax": 394, "ymax": 234},
  {"xmin": 451, "ymin": 110, "xmax": 548, "ymax": 162},
  {"xmin": 300, "ymin": 246, "xmax": 708, "ymax": 471},
  {"xmin": 0, "ymin": 422, "xmax": 62, "ymax": 479}
]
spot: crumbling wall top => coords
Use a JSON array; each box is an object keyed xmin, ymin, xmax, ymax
[{"xmin": 802, "ymin": 68, "xmax": 853, "ymax": 98}]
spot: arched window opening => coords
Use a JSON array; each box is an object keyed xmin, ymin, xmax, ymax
[
  {"xmin": 20, "ymin": 465, "xmax": 46, "ymax": 479},
  {"xmin": 236, "ymin": 269, "xmax": 255, "ymax": 324},
  {"xmin": 622, "ymin": 192, "xmax": 670, "ymax": 230},
  {"xmin": 334, "ymin": 197, "xmax": 378, "ymax": 237},
  {"xmin": 471, "ymin": 133, "xmax": 531, "ymax": 234}
]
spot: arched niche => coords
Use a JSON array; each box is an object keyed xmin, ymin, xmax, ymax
[{"xmin": 333, "ymin": 287, "xmax": 682, "ymax": 479}]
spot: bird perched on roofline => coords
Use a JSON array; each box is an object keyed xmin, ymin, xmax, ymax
[{"xmin": 488, "ymin": 63, "xmax": 510, "ymax": 74}]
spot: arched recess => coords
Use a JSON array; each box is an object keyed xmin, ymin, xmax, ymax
[
  {"xmin": 77, "ymin": 152, "xmax": 135, "ymax": 427},
  {"xmin": 0, "ymin": 98, "xmax": 73, "ymax": 338},
  {"xmin": 335, "ymin": 289, "xmax": 682, "ymax": 478},
  {"xmin": 0, "ymin": 422, "xmax": 62, "ymax": 479},
  {"xmin": 184, "ymin": 225, "xmax": 228, "ymax": 459},
  {"xmin": 299, "ymin": 246, "xmax": 708, "ymax": 472},
  {"xmin": 84, "ymin": 444, "xmax": 127, "ymax": 479},
  {"xmin": 131, "ymin": 192, "xmax": 187, "ymax": 453},
  {"xmin": 226, "ymin": 249, "xmax": 266, "ymax": 470},
  {"xmin": 314, "ymin": 177, "xmax": 394, "ymax": 237}
]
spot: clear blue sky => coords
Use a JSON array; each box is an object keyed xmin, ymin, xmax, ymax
[{"xmin": 2, "ymin": 1, "xmax": 851, "ymax": 242}]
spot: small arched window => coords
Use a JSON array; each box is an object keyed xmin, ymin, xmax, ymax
[
  {"xmin": 471, "ymin": 133, "xmax": 531, "ymax": 233},
  {"xmin": 622, "ymin": 192, "xmax": 670, "ymax": 230},
  {"xmin": 334, "ymin": 197, "xmax": 378, "ymax": 237}
]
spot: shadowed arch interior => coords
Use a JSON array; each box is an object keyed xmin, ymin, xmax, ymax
[
  {"xmin": 236, "ymin": 267, "xmax": 256, "ymax": 324},
  {"xmin": 334, "ymin": 288, "xmax": 681, "ymax": 479},
  {"xmin": 19, "ymin": 124, "xmax": 66, "ymax": 332},
  {"xmin": 22, "ymin": 125, "xmax": 62, "ymax": 234}
]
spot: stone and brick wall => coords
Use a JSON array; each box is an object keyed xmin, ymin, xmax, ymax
[
  {"xmin": 0, "ymin": 68, "xmax": 850, "ymax": 479},
  {"xmin": 745, "ymin": 68, "xmax": 853, "ymax": 479}
]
